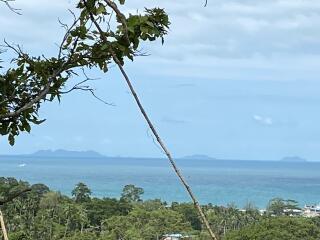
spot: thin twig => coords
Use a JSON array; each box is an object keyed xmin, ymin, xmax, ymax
[
  {"xmin": 59, "ymin": 70, "xmax": 115, "ymax": 106},
  {"xmin": 58, "ymin": 11, "xmax": 81, "ymax": 60},
  {"xmin": 146, "ymin": 128, "xmax": 166, "ymax": 155},
  {"xmin": 2, "ymin": 39, "xmax": 23, "ymax": 57},
  {"xmin": 0, "ymin": 0, "xmax": 21, "ymax": 15},
  {"xmin": 106, "ymin": 9, "xmax": 114, "ymax": 31}
]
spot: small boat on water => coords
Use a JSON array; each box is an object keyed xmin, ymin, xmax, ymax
[{"xmin": 18, "ymin": 163, "xmax": 26, "ymax": 167}]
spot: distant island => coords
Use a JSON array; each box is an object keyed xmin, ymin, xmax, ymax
[
  {"xmin": 32, "ymin": 151, "xmax": 218, "ymax": 161},
  {"xmin": 181, "ymin": 154, "xmax": 216, "ymax": 160},
  {"xmin": 31, "ymin": 149, "xmax": 106, "ymax": 158},
  {"xmin": 0, "ymin": 150, "xmax": 310, "ymax": 162},
  {"xmin": 280, "ymin": 156, "xmax": 308, "ymax": 162}
]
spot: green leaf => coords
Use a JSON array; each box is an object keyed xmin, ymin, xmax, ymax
[
  {"xmin": 103, "ymin": 64, "xmax": 108, "ymax": 73},
  {"xmin": 96, "ymin": 4, "xmax": 106, "ymax": 15},
  {"xmin": 119, "ymin": 0, "xmax": 125, "ymax": 5},
  {"xmin": 101, "ymin": 44, "xmax": 109, "ymax": 50},
  {"xmin": 29, "ymin": 117, "xmax": 46, "ymax": 125},
  {"xmin": 24, "ymin": 122, "xmax": 31, "ymax": 133},
  {"xmin": 8, "ymin": 134, "xmax": 15, "ymax": 146},
  {"xmin": 145, "ymin": 21, "xmax": 154, "ymax": 27}
]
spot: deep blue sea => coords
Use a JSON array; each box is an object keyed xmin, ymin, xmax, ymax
[{"xmin": 0, "ymin": 155, "xmax": 320, "ymax": 208}]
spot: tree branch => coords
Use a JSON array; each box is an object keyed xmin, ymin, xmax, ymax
[
  {"xmin": 103, "ymin": 0, "xmax": 130, "ymax": 45},
  {"xmin": 58, "ymin": 10, "xmax": 80, "ymax": 60},
  {"xmin": 0, "ymin": 69, "xmax": 61, "ymax": 119},
  {"xmin": 0, "ymin": 187, "xmax": 31, "ymax": 206}
]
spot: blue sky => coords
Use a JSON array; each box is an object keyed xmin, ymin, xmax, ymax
[{"xmin": 1, "ymin": 0, "xmax": 320, "ymax": 160}]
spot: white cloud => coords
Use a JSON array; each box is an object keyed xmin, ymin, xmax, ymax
[
  {"xmin": 253, "ymin": 115, "xmax": 273, "ymax": 126},
  {"xmin": 1, "ymin": 0, "xmax": 320, "ymax": 81}
]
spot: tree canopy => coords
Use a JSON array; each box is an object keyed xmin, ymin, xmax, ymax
[
  {"xmin": 266, "ymin": 198, "xmax": 301, "ymax": 216},
  {"xmin": 120, "ymin": 184, "xmax": 144, "ymax": 203},
  {"xmin": 225, "ymin": 216, "xmax": 320, "ymax": 240},
  {"xmin": 72, "ymin": 182, "xmax": 92, "ymax": 203}
]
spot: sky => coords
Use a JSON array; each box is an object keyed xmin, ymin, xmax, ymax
[{"xmin": 1, "ymin": 0, "xmax": 320, "ymax": 160}]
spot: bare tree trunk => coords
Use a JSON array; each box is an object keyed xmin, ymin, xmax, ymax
[
  {"xmin": 0, "ymin": 210, "xmax": 9, "ymax": 240},
  {"xmin": 83, "ymin": 4, "xmax": 218, "ymax": 240},
  {"xmin": 111, "ymin": 53, "xmax": 218, "ymax": 240}
]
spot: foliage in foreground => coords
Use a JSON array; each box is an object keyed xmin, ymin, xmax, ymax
[
  {"xmin": 0, "ymin": 177, "xmax": 320, "ymax": 240},
  {"xmin": 0, "ymin": 0, "xmax": 170, "ymax": 145}
]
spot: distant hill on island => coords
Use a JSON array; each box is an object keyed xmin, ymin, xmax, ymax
[
  {"xmin": 280, "ymin": 156, "xmax": 308, "ymax": 162},
  {"xmin": 181, "ymin": 154, "xmax": 216, "ymax": 160},
  {"xmin": 31, "ymin": 149, "xmax": 106, "ymax": 158}
]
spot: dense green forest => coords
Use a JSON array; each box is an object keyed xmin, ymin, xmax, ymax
[{"xmin": 0, "ymin": 177, "xmax": 320, "ymax": 240}]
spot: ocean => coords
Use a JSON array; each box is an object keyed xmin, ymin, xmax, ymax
[{"xmin": 0, "ymin": 155, "xmax": 319, "ymax": 208}]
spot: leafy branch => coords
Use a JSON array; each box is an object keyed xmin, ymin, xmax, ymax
[{"xmin": 0, "ymin": 0, "xmax": 168, "ymax": 145}]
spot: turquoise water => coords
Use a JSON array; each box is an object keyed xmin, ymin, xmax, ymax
[{"xmin": 0, "ymin": 156, "xmax": 320, "ymax": 208}]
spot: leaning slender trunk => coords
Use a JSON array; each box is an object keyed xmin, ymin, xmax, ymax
[
  {"xmin": 83, "ymin": 2, "xmax": 219, "ymax": 240},
  {"xmin": 0, "ymin": 210, "xmax": 9, "ymax": 240}
]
